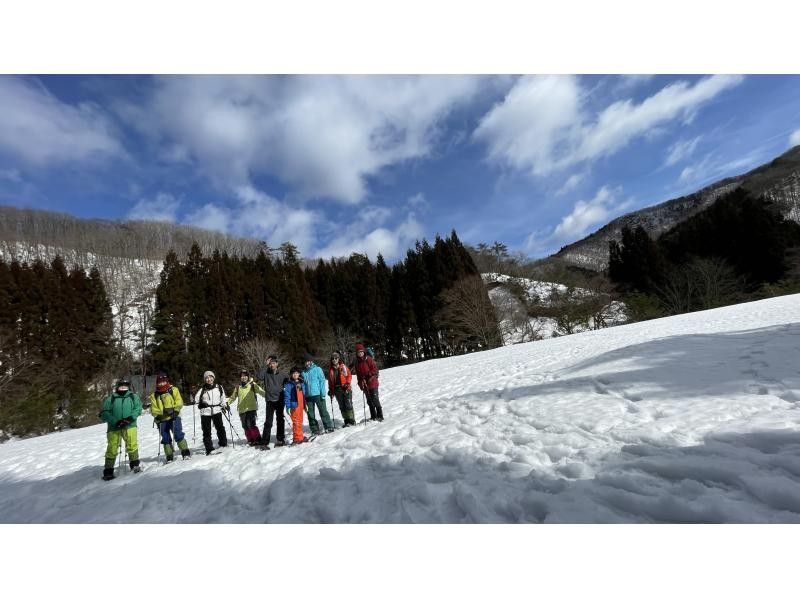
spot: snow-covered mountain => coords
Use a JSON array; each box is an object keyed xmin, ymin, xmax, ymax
[
  {"xmin": 2, "ymin": 293, "xmax": 799, "ymax": 523},
  {"xmin": 556, "ymin": 145, "xmax": 800, "ymax": 270}
]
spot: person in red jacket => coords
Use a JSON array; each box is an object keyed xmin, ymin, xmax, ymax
[
  {"xmin": 352, "ymin": 343, "xmax": 383, "ymax": 422},
  {"xmin": 328, "ymin": 352, "xmax": 356, "ymax": 427}
]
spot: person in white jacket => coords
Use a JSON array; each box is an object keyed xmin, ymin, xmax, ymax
[{"xmin": 194, "ymin": 371, "xmax": 229, "ymax": 455}]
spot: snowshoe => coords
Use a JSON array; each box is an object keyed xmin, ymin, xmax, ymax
[
  {"xmin": 132, "ymin": 465, "xmax": 143, "ymax": 473},
  {"xmin": 274, "ymin": 440, "xmax": 286, "ymax": 447}
]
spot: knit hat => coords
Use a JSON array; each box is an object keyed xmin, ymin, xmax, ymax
[
  {"xmin": 355, "ymin": 343, "xmax": 365, "ymax": 352},
  {"xmin": 289, "ymin": 366, "xmax": 301, "ymax": 376},
  {"xmin": 156, "ymin": 372, "xmax": 170, "ymax": 393},
  {"xmin": 203, "ymin": 370, "xmax": 215, "ymax": 380},
  {"xmin": 303, "ymin": 353, "xmax": 314, "ymax": 363}
]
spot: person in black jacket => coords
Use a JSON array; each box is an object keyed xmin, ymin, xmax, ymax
[{"xmin": 260, "ymin": 356, "xmax": 287, "ymax": 447}]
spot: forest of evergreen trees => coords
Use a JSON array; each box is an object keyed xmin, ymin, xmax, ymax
[
  {"xmin": 608, "ymin": 189, "xmax": 800, "ymax": 317},
  {"xmin": 0, "ymin": 257, "xmax": 114, "ymax": 437},
  {"xmin": 148, "ymin": 231, "xmax": 501, "ymax": 392}
]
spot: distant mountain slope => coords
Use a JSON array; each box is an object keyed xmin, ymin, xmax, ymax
[{"xmin": 555, "ymin": 146, "xmax": 800, "ymax": 270}]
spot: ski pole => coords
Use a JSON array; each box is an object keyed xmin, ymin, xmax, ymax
[
  {"xmin": 192, "ymin": 400, "xmax": 196, "ymax": 448},
  {"xmin": 330, "ymin": 394, "xmax": 336, "ymax": 430}
]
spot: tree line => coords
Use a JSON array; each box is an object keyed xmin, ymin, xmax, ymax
[
  {"xmin": 608, "ymin": 188, "xmax": 800, "ymax": 318},
  {"xmin": 0, "ymin": 257, "xmax": 114, "ymax": 438}
]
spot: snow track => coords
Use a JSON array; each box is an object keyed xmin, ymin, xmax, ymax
[{"xmin": 2, "ymin": 294, "xmax": 800, "ymax": 522}]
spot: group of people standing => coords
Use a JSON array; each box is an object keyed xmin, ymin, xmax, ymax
[{"xmin": 99, "ymin": 343, "xmax": 384, "ymax": 481}]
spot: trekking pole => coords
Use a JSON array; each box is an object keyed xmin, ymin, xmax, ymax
[
  {"xmin": 192, "ymin": 401, "xmax": 197, "ymax": 448},
  {"xmin": 154, "ymin": 419, "xmax": 162, "ymax": 465},
  {"xmin": 362, "ymin": 390, "xmax": 367, "ymax": 425},
  {"xmin": 117, "ymin": 432, "xmax": 124, "ymax": 476},
  {"xmin": 223, "ymin": 408, "xmax": 240, "ymax": 447},
  {"xmin": 330, "ymin": 395, "xmax": 336, "ymax": 430}
]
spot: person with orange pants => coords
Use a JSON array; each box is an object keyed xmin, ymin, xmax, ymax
[{"xmin": 283, "ymin": 366, "xmax": 308, "ymax": 444}]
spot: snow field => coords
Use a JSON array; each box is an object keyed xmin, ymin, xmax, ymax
[{"xmin": 1, "ymin": 294, "xmax": 800, "ymax": 522}]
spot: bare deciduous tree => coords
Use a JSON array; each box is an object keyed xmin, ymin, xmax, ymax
[
  {"xmin": 437, "ymin": 276, "xmax": 502, "ymax": 350},
  {"xmin": 237, "ymin": 338, "xmax": 288, "ymax": 377}
]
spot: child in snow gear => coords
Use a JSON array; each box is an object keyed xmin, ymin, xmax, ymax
[
  {"xmin": 99, "ymin": 378, "xmax": 143, "ymax": 480},
  {"xmin": 148, "ymin": 372, "xmax": 191, "ymax": 462},
  {"xmin": 328, "ymin": 352, "xmax": 356, "ymax": 426},
  {"xmin": 302, "ymin": 354, "xmax": 333, "ymax": 433},
  {"xmin": 194, "ymin": 371, "xmax": 229, "ymax": 455},
  {"xmin": 353, "ymin": 343, "xmax": 383, "ymax": 421},
  {"xmin": 283, "ymin": 367, "xmax": 308, "ymax": 444},
  {"xmin": 261, "ymin": 356, "xmax": 286, "ymax": 446},
  {"xmin": 229, "ymin": 369, "xmax": 266, "ymax": 446}
]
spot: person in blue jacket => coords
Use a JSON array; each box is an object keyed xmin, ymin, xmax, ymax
[{"xmin": 301, "ymin": 354, "xmax": 333, "ymax": 434}]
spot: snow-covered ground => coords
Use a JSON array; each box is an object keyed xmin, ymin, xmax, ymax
[{"xmin": 2, "ymin": 294, "xmax": 800, "ymax": 522}]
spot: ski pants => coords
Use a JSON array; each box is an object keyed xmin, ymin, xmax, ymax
[
  {"xmin": 305, "ymin": 395, "xmax": 333, "ymax": 433},
  {"xmin": 290, "ymin": 393, "xmax": 305, "ymax": 443},
  {"xmin": 332, "ymin": 387, "xmax": 355, "ymax": 424},
  {"xmin": 159, "ymin": 417, "xmax": 189, "ymax": 455},
  {"xmin": 364, "ymin": 388, "xmax": 383, "ymax": 420},
  {"xmin": 104, "ymin": 427, "xmax": 139, "ymax": 469},
  {"xmin": 240, "ymin": 410, "xmax": 261, "ymax": 444},
  {"xmin": 201, "ymin": 412, "xmax": 228, "ymax": 453},
  {"xmin": 262, "ymin": 399, "xmax": 285, "ymax": 444}
]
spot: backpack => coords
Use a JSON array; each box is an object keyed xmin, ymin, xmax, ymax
[{"xmin": 366, "ymin": 346, "xmax": 375, "ymax": 358}]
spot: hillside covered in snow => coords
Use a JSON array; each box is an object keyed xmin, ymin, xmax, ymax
[{"xmin": 2, "ymin": 293, "xmax": 800, "ymax": 523}]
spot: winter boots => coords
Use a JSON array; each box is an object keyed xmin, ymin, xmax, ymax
[{"xmin": 102, "ymin": 468, "xmax": 115, "ymax": 481}]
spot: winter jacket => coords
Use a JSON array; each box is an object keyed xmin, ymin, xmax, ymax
[
  {"xmin": 229, "ymin": 380, "xmax": 265, "ymax": 413},
  {"xmin": 100, "ymin": 390, "xmax": 142, "ymax": 431},
  {"xmin": 283, "ymin": 378, "xmax": 305, "ymax": 410},
  {"xmin": 353, "ymin": 355, "xmax": 380, "ymax": 390},
  {"xmin": 194, "ymin": 383, "xmax": 228, "ymax": 417},
  {"xmin": 302, "ymin": 362, "xmax": 327, "ymax": 398},
  {"xmin": 149, "ymin": 386, "xmax": 184, "ymax": 422},
  {"xmin": 327, "ymin": 363, "xmax": 352, "ymax": 396},
  {"xmin": 261, "ymin": 369, "xmax": 286, "ymax": 402}
]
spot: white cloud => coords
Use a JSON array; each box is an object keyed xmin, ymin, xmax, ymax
[
  {"xmin": 556, "ymin": 172, "xmax": 586, "ymax": 196},
  {"xmin": 131, "ymin": 75, "xmax": 485, "ymax": 203},
  {"xmin": 526, "ymin": 186, "xmax": 634, "ymax": 255},
  {"xmin": 0, "ymin": 76, "xmax": 124, "ymax": 166},
  {"xmin": 407, "ymin": 192, "xmax": 429, "ymax": 210},
  {"xmin": 664, "ymin": 136, "xmax": 702, "ymax": 167},
  {"xmin": 0, "ymin": 168, "xmax": 22, "ymax": 183},
  {"xmin": 127, "ymin": 192, "xmax": 181, "ymax": 222},
  {"xmin": 183, "ymin": 185, "xmax": 319, "ymax": 255},
  {"xmin": 475, "ymin": 75, "xmax": 744, "ymax": 177},
  {"xmin": 790, "ymin": 129, "xmax": 800, "ymax": 148},
  {"xmin": 314, "ymin": 208, "xmax": 424, "ymax": 261}
]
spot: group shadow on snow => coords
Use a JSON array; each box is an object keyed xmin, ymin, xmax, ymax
[
  {"xmin": 2, "ymin": 428, "xmax": 800, "ymax": 523},
  {"xmin": 2, "ymin": 324, "xmax": 800, "ymax": 523},
  {"xmin": 456, "ymin": 323, "xmax": 800, "ymax": 405}
]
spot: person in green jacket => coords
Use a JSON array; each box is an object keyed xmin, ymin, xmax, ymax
[
  {"xmin": 148, "ymin": 372, "xmax": 191, "ymax": 462},
  {"xmin": 228, "ymin": 369, "xmax": 266, "ymax": 446},
  {"xmin": 99, "ymin": 377, "xmax": 143, "ymax": 481}
]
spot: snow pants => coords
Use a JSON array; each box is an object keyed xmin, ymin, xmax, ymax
[
  {"xmin": 290, "ymin": 393, "xmax": 305, "ymax": 443},
  {"xmin": 201, "ymin": 412, "xmax": 228, "ymax": 454},
  {"xmin": 262, "ymin": 399, "xmax": 285, "ymax": 444},
  {"xmin": 332, "ymin": 387, "xmax": 355, "ymax": 425},
  {"xmin": 159, "ymin": 417, "xmax": 189, "ymax": 457},
  {"xmin": 305, "ymin": 395, "xmax": 333, "ymax": 433},
  {"xmin": 240, "ymin": 409, "xmax": 262, "ymax": 444},
  {"xmin": 104, "ymin": 427, "xmax": 140, "ymax": 470},
  {"xmin": 365, "ymin": 388, "xmax": 383, "ymax": 420}
]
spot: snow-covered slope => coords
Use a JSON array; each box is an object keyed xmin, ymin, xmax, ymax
[{"xmin": 2, "ymin": 294, "xmax": 800, "ymax": 523}]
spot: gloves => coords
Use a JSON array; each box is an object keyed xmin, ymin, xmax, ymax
[
  {"xmin": 154, "ymin": 415, "xmax": 162, "ymax": 423},
  {"xmin": 222, "ymin": 404, "xmax": 230, "ymax": 414},
  {"xmin": 199, "ymin": 401, "xmax": 209, "ymax": 410},
  {"xmin": 343, "ymin": 384, "xmax": 351, "ymax": 392},
  {"xmin": 164, "ymin": 407, "xmax": 175, "ymax": 417},
  {"xmin": 115, "ymin": 418, "xmax": 130, "ymax": 429}
]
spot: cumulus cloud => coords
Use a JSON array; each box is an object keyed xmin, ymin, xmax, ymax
[
  {"xmin": 314, "ymin": 206, "xmax": 424, "ymax": 261},
  {"xmin": 127, "ymin": 192, "xmax": 181, "ymax": 222},
  {"xmin": 0, "ymin": 76, "xmax": 124, "ymax": 167},
  {"xmin": 475, "ymin": 75, "xmax": 744, "ymax": 177},
  {"xmin": 790, "ymin": 129, "xmax": 800, "ymax": 148},
  {"xmin": 129, "ymin": 75, "xmax": 485, "ymax": 204},
  {"xmin": 183, "ymin": 185, "xmax": 319, "ymax": 255}
]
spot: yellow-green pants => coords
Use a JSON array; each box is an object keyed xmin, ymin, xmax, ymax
[{"xmin": 104, "ymin": 427, "xmax": 139, "ymax": 468}]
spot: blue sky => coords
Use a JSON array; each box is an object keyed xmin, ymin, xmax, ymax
[{"xmin": 1, "ymin": 74, "xmax": 800, "ymax": 262}]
